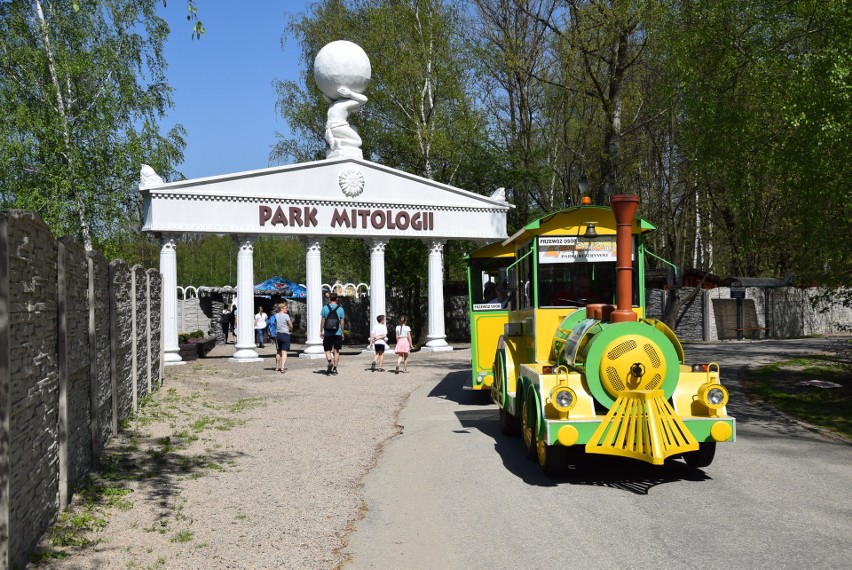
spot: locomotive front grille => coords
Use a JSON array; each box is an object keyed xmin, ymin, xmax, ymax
[
  {"xmin": 643, "ymin": 343, "xmax": 661, "ymax": 367},
  {"xmin": 607, "ymin": 339, "xmax": 637, "ymax": 360},
  {"xmin": 645, "ymin": 374, "xmax": 662, "ymax": 390},
  {"xmin": 606, "ymin": 367, "xmax": 626, "ymax": 392},
  {"xmin": 586, "ymin": 390, "xmax": 699, "ymax": 465}
]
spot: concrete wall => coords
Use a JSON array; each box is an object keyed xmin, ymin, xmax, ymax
[{"xmin": 0, "ymin": 210, "xmax": 163, "ymax": 570}]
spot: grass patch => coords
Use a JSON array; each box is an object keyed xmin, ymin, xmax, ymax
[
  {"xmin": 49, "ymin": 510, "xmax": 107, "ymax": 548},
  {"xmin": 229, "ymin": 397, "xmax": 265, "ymax": 413},
  {"xmin": 742, "ymin": 354, "xmax": 851, "ymax": 439},
  {"xmin": 170, "ymin": 530, "xmax": 194, "ymax": 543}
]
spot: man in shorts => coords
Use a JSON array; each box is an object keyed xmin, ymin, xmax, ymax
[{"xmin": 320, "ymin": 293, "xmax": 345, "ymax": 375}]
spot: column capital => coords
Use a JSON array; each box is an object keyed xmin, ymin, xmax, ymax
[
  {"xmin": 302, "ymin": 236, "xmax": 325, "ymax": 254},
  {"xmin": 368, "ymin": 238, "xmax": 389, "ymax": 253},
  {"xmin": 159, "ymin": 235, "xmax": 178, "ymax": 251},
  {"xmin": 425, "ymin": 239, "xmax": 446, "ymax": 254},
  {"xmin": 234, "ymin": 235, "xmax": 256, "ymax": 250}
]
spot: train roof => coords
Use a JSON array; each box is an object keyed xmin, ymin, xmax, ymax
[
  {"xmin": 464, "ymin": 239, "xmax": 516, "ymax": 260},
  {"xmin": 501, "ymin": 205, "xmax": 656, "ymax": 248}
]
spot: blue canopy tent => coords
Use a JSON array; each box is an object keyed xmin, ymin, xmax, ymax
[{"xmin": 254, "ymin": 276, "xmax": 308, "ymax": 299}]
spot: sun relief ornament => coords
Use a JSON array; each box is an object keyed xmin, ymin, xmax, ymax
[{"xmin": 338, "ymin": 167, "xmax": 365, "ymax": 198}]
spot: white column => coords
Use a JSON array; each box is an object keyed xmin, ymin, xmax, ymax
[
  {"xmin": 160, "ymin": 235, "xmax": 183, "ymax": 365},
  {"xmin": 230, "ymin": 236, "xmax": 261, "ymax": 362},
  {"xmin": 422, "ymin": 239, "xmax": 453, "ymax": 352},
  {"xmin": 365, "ymin": 238, "xmax": 388, "ymax": 352},
  {"xmin": 301, "ymin": 237, "xmax": 326, "ymax": 358}
]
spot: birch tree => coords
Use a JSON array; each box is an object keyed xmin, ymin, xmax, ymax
[{"xmin": 0, "ymin": 0, "xmax": 185, "ymax": 250}]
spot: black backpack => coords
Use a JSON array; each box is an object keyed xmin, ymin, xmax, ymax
[{"xmin": 324, "ymin": 305, "xmax": 340, "ymax": 333}]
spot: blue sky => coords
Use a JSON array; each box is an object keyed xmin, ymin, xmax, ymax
[{"xmin": 156, "ymin": 1, "xmax": 312, "ymax": 180}]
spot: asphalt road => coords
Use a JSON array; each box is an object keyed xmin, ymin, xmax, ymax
[{"xmin": 344, "ymin": 338, "xmax": 851, "ymax": 570}]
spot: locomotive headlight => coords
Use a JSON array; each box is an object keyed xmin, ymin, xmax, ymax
[
  {"xmin": 698, "ymin": 383, "xmax": 729, "ymax": 409},
  {"xmin": 550, "ymin": 386, "xmax": 577, "ymax": 412},
  {"xmin": 707, "ymin": 388, "xmax": 726, "ymax": 405}
]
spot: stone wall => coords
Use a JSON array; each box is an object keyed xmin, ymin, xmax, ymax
[
  {"xmin": 647, "ymin": 286, "xmax": 851, "ymax": 341},
  {"xmin": 178, "ymin": 296, "xmax": 214, "ymax": 335},
  {"xmin": 0, "ymin": 210, "xmax": 162, "ymax": 569}
]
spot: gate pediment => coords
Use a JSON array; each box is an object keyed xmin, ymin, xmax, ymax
[{"xmin": 141, "ymin": 157, "xmax": 510, "ymax": 240}]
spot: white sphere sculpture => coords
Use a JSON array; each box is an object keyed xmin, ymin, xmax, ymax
[{"xmin": 314, "ymin": 40, "xmax": 371, "ymax": 100}]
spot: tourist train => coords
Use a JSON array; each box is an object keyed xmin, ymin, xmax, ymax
[{"xmin": 465, "ymin": 195, "xmax": 735, "ymax": 474}]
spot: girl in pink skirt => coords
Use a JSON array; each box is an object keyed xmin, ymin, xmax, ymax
[{"xmin": 394, "ymin": 315, "xmax": 413, "ymax": 373}]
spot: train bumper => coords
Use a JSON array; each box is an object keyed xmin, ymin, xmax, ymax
[
  {"xmin": 465, "ymin": 370, "xmax": 494, "ymax": 391},
  {"xmin": 544, "ymin": 416, "xmax": 736, "ymax": 462}
]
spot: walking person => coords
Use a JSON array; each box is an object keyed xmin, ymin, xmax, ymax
[
  {"xmin": 272, "ymin": 303, "xmax": 292, "ymax": 373},
  {"xmin": 394, "ymin": 315, "xmax": 413, "ymax": 374},
  {"xmin": 320, "ymin": 293, "xmax": 345, "ymax": 375},
  {"xmin": 219, "ymin": 305, "xmax": 232, "ymax": 344},
  {"xmin": 228, "ymin": 305, "xmax": 237, "ymax": 343},
  {"xmin": 369, "ymin": 315, "xmax": 388, "ymax": 372},
  {"xmin": 254, "ymin": 306, "xmax": 268, "ymax": 349}
]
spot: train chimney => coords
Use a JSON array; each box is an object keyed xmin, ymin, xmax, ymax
[{"xmin": 610, "ymin": 195, "xmax": 640, "ymax": 323}]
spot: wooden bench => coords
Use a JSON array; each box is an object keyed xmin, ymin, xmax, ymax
[{"xmin": 736, "ymin": 327, "xmax": 768, "ymax": 340}]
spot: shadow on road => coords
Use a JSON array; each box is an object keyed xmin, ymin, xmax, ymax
[
  {"xmin": 427, "ymin": 369, "xmax": 493, "ymax": 406},
  {"xmin": 454, "ymin": 408, "xmax": 711, "ymax": 494}
]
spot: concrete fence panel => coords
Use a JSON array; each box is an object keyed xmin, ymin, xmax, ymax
[
  {"xmin": 148, "ymin": 269, "xmax": 162, "ymax": 388},
  {"xmin": 132, "ymin": 265, "xmax": 149, "ymax": 410},
  {"xmin": 0, "ymin": 211, "xmax": 60, "ymax": 570},
  {"xmin": 109, "ymin": 261, "xmax": 133, "ymax": 428},
  {"xmin": 88, "ymin": 250, "xmax": 111, "ymax": 463},
  {"xmin": 57, "ymin": 237, "xmax": 92, "ymax": 509}
]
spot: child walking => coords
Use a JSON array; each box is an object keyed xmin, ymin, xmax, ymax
[
  {"xmin": 394, "ymin": 315, "xmax": 413, "ymax": 374},
  {"xmin": 369, "ymin": 314, "xmax": 388, "ymax": 372}
]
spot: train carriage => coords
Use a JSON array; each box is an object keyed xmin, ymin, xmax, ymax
[
  {"xmin": 469, "ymin": 195, "xmax": 735, "ymax": 475},
  {"xmin": 465, "ymin": 240, "xmax": 514, "ymax": 391}
]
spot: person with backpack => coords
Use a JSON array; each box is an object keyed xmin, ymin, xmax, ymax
[{"xmin": 319, "ymin": 292, "xmax": 345, "ymax": 375}]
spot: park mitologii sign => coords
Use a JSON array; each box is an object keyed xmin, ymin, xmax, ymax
[{"xmin": 258, "ymin": 205, "xmax": 435, "ymax": 231}]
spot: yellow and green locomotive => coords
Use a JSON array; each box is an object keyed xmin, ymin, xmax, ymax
[{"xmin": 467, "ymin": 195, "xmax": 735, "ymax": 474}]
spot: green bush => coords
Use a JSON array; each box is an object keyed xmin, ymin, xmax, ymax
[{"xmin": 179, "ymin": 330, "xmax": 206, "ymax": 344}]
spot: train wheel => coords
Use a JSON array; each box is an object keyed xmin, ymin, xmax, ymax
[
  {"xmin": 537, "ymin": 438, "xmax": 565, "ymax": 477},
  {"xmin": 683, "ymin": 442, "xmax": 716, "ymax": 468},
  {"xmin": 490, "ymin": 357, "xmax": 503, "ymax": 406},
  {"xmin": 499, "ymin": 407, "xmax": 520, "ymax": 436},
  {"xmin": 521, "ymin": 398, "xmax": 537, "ymax": 460}
]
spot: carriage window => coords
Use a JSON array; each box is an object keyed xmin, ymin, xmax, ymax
[
  {"xmin": 517, "ymin": 244, "xmax": 534, "ymax": 309},
  {"xmin": 470, "ymin": 257, "xmax": 512, "ymax": 311},
  {"xmin": 537, "ymin": 236, "xmax": 638, "ymax": 308}
]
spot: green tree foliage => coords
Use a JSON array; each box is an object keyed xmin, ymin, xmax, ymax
[
  {"xmin": 0, "ymin": 0, "xmax": 185, "ymax": 250},
  {"xmin": 656, "ymin": 0, "xmax": 851, "ymax": 285},
  {"xmin": 173, "ymin": 235, "xmax": 306, "ymax": 288}
]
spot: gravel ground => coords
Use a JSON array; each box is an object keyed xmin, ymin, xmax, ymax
[{"xmin": 31, "ymin": 343, "xmax": 471, "ymax": 570}]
